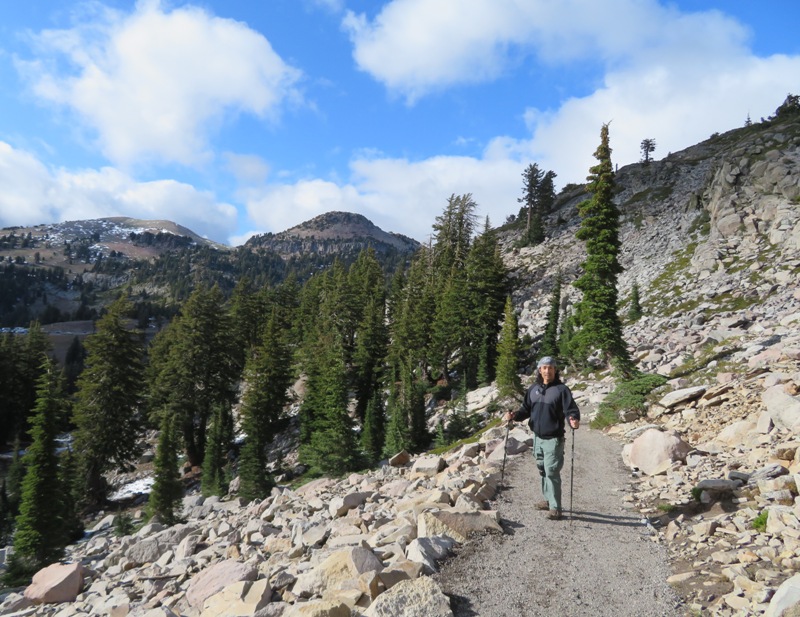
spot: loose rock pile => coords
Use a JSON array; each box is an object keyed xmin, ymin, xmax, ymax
[{"xmin": 1, "ymin": 422, "xmax": 535, "ymax": 617}]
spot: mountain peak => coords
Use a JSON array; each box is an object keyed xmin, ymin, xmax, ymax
[{"xmin": 245, "ymin": 211, "xmax": 420, "ymax": 257}]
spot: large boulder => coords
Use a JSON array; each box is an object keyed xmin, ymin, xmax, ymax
[
  {"xmin": 200, "ymin": 579, "xmax": 273, "ymax": 617},
  {"xmin": 185, "ymin": 560, "xmax": 258, "ymax": 609},
  {"xmin": 417, "ymin": 509, "xmax": 502, "ymax": 543},
  {"xmin": 765, "ymin": 572, "xmax": 800, "ymax": 617},
  {"xmin": 24, "ymin": 562, "xmax": 85, "ymax": 604},
  {"xmin": 627, "ymin": 429, "xmax": 691, "ymax": 476},
  {"xmin": 292, "ymin": 547, "xmax": 383, "ymax": 598},
  {"xmin": 363, "ymin": 576, "xmax": 453, "ymax": 617}
]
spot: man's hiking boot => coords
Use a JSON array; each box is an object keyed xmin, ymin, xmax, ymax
[
  {"xmin": 534, "ymin": 501, "xmax": 549, "ymax": 511},
  {"xmin": 547, "ymin": 509, "xmax": 562, "ymax": 520}
]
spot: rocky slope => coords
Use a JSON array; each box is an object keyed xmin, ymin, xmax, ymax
[{"xmin": 1, "ymin": 113, "xmax": 799, "ymax": 616}]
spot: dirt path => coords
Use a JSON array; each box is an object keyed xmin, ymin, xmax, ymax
[{"xmin": 433, "ymin": 428, "xmax": 686, "ymax": 617}]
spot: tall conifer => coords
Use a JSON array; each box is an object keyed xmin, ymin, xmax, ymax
[
  {"xmin": 148, "ymin": 412, "xmax": 183, "ymax": 525},
  {"xmin": 495, "ymin": 296, "xmax": 522, "ymax": 397},
  {"xmin": 540, "ymin": 273, "xmax": 562, "ymax": 358},
  {"xmin": 238, "ymin": 310, "xmax": 293, "ymax": 501},
  {"xmin": 10, "ymin": 358, "xmax": 69, "ymax": 576},
  {"xmin": 72, "ymin": 296, "xmax": 144, "ymax": 508},
  {"xmin": 573, "ymin": 124, "xmax": 633, "ymax": 373}
]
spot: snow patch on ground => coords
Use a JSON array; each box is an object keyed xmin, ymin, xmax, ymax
[{"xmin": 109, "ymin": 477, "xmax": 155, "ymax": 501}]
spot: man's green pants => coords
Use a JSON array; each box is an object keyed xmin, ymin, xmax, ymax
[{"xmin": 534, "ymin": 435, "xmax": 565, "ymax": 510}]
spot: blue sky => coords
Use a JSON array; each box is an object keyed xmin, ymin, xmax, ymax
[{"xmin": 0, "ymin": 0, "xmax": 798, "ymax": 246}]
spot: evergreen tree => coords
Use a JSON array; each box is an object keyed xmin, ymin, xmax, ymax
[
  {"xmin": 464, "ymin": 219, "xmax": 508, "ymax": 388},
  {"xmin": 383, "ymin": 385, "xmax": 411, "ymax": 457},
  {"xmin": 148, "ymin": 412, "xmax": 183, "ymax": 525},
  {"xmin": 63, "ymin": 336, "xmax": 87, "ymax": 394},
  {"xmin": 10, "ymin": 358, "xmax": 69, "ymax": 577},
  {"xmin": 148, "ymin": 285, "xmax": 239, "ymax": 467},
  {"xmin": 201, "ymin": 403, "xmax": 233, "ymax": 497},
  {"xmin": 360, "ymin": 391, "xmax": 386, "ymax": 466},
  {"xmin": 0, "ymin": 480, "xmax": 12, "ymax": 546},
  {"xmin": 5, "ymin": 436, "xmax": 25, "ymax": 518},
  {"xmin": 352, "ymin": 293, "xmax": 389, "ymax": 423},
  {"xmin": 302, "ymin": 333, "xmax": 359, "ymax": 476},
  {"xmin": 536, "ymin": 170, "xmax": 558, "ymax": 215},
  {"xmin": 518, "ymin": 163, "xmax": 545, "ymax": 246},
  {"xmin": 557, "ymin": 305, "xmax": 576, "ymax": 364},
  {"xmin": 572, "ymin": 124, "xmax": 633, "ymax": 374},
  {"xmin": 540, "ymin": 273, "xmax": 562, "ymax": 358},
  {"xmin": 237, "ymin": 310, "xmax": 294, "ymax": 501},
  {"xmin": 72, "ymin": 296, "xmax": 145, "ymax": 508},
  {"xmin": 640, "ymin": 138, "xmax": 657, "ymax": 165},
  {"xmin": 57, "ymin": 449, "xmax": 85, "ymax": 545},
  {"xmin": 495, "ymin": 296, "xmax": 522, "ymax": 397},
  {"xmin": 628, "ymin": 282, "xmax": 643, "ymax": 321}
]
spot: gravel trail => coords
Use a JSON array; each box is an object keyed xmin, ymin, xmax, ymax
[{"xmin": 433, "ymin": 427, "xmax": 686, "ymax": 617}]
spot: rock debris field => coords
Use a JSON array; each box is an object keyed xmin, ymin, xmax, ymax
[{"xmin": 434, "ymin": 428, "xmax": 685, "ymax": 617}]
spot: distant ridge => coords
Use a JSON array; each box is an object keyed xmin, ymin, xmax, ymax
[{"xmin": 244, "ymin": 211, "xmax": 420, "ymax": 258}]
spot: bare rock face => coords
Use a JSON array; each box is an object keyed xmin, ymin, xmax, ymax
[
  {"xmin": 628, "ymin": 428, "xmax": 692, "ymax": 476},
  {"xmin": 24, "ymin": 563, "xmax": 85, "ymax": 604}
]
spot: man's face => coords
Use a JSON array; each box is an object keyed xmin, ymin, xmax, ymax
[{"xmin": 539, "ymin": 364, "xmax": 556, "ymax": 384}]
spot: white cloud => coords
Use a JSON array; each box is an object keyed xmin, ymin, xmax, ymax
[
  {"xmin": 223, "ymin": 152, "xmax": 271, "ymax": 184},
  {"xmin": 17, "ymin": 0, "xmax": 302, "ymax": 168},
  {"xmin": 242, "ymin": 151, "xmax": 522, "ymax": 243},
  {"xmin": 342, "ymin": 0, "xmax": 753, "ymax": 102},
  {"xmin": 0, "ymin": 141, "xmax": 236, "ymax": 243}
]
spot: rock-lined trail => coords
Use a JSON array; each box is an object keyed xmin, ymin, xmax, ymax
[{"xmin": 434, "ymin": 428, "xmax": 684, "ymax": 617}]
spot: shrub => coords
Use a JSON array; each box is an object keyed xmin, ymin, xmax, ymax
[
  {"xmin": 591, "ymin": 373, "xmax": 668, "ymax": 429},
  {"xmin": 752, "ymin": 510, "xmax": 768, "ymax": 533}
]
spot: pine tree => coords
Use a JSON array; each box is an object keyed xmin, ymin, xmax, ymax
[
  {"xmin": 352, "ymin": 292, "xmax": 388, "ymax": 422},
  {"xmin": 57, "ymin": 449, "xmax": 85, "ymax": 545},
  {"xmin": 10, "ymin": 358, "xmax": 69, "ymax": 576},
  {"xmin": 573, "ymin": 124, "xmax": 633, "ymax": 374},
  {"xmin": 5, "ymin": 436, "xmax": 25, "ymax": 518},
  {"xmin": 628, "ymin": 282, "xmax": 643, "ymax": 321},
  {"xmin": 540, "ymin": 273, "xmax": 562, "ymax": 358},
  {"xmin": 148, "ymin": 412, "xmax": 184, "ymax": 525},
  {"xmin": 148, "ymin": 285, "xmax": 239, "ymax": 468},
  {"xmin": 303, "ymin": 333, "xmax": 359, "ymax": 476},
  {"xmin": 0, "ymin": 480, "xmax": 12, "ymax": 546},
  {"xmin": 72, "ymin": 296, "xmax": 144, "ymax": 508},
  {"xmin": 360, "ymin": 391, "xmax": 386, "ymax": 466},
  {"xmin": 201, "ymin": 403, "xmax": 233, "ymax": 497},
  {"xmin": 383, "ymin": 385, "xmax": 411, "ymax": 457},
  {"xmin": 495, "ymin": 296, "xmax": 522, "ymax": 397},
  {"xmin": 518, "ymin": 163, "xmax": 545, "ymax": 246},
  {"xmin": 238, "ymin": 310, "xmax": 293, "ymax": 501},
  {"xmin": 464, "ymin": 219, "xmax": 508, "ymax": 388}
]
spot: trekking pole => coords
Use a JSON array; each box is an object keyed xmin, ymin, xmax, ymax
[
  {"xmin": 500, "ymin": 419, "xmax": 511, "ymax": 486},
  {"xmin": 569, "ymin": 426, "xmax": 575, "ymax": 526}
]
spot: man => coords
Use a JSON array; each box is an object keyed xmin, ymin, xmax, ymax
[{"xmin": 504, "ymin": 356, "xmax": 580, "ymax": 520}]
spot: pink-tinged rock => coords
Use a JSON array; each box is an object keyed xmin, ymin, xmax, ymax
[
  {"xmin": 24, "ymin": 562, "xmax": 85, "ymax": 604},
  {"xmin": 628, "ymin": 429, "xmax": 691, "ymax": 476},
  {"xmin": 185, "ymin": 559, "xmax": 258, "ymax": 609}
]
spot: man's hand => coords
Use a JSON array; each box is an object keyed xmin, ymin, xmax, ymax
[
  {"xmin": 569, "ymin": 417, "xmax": 580, "ymax": 430},
  {"xmin": 503, "ymin": 411, "xmax": 515, "ymax": 424}
]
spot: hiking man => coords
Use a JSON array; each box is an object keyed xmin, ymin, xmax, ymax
[{"xmin": 504, "ymin": 356, "xmax": 580, "ymax": 520}]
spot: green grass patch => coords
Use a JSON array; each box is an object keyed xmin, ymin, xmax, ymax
[
  {"xmin": 657, "ymin": 503, "xmax": 677, "ymax": 513},
  {"xmin": 752, "ymin": 510, "xmax": 768, "ymax": 533},
  {"xmin": 590, "ymin": 373, "xmax": 668, "ymax": 429}
]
